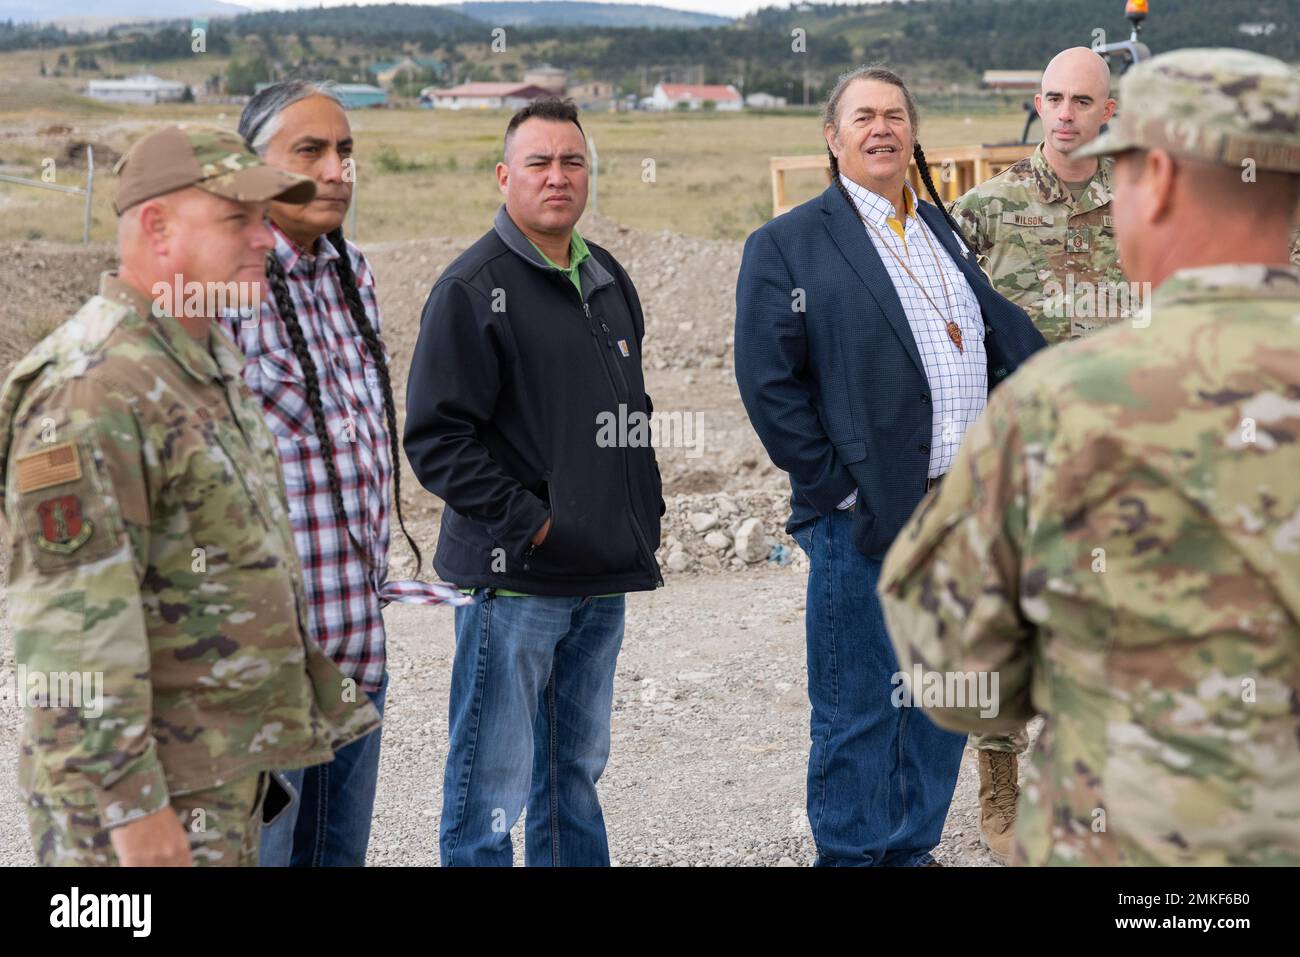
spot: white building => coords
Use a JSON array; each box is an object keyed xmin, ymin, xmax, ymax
[
  {"xmin": 745, "ymin": 92, "xmax": 787, "ymax": 109},
  {"xmin": 650, "ymin": 83, "xmax": 743, "ymax": 111},
  {"xmin": 87, "ymin": 74, "xmax": 187, "ymax": 105},
  {"xmin": 421, "ymin": 82, "xmax": 551, "ymax": 111},
  {"xmin": 981, "ymin": 70, "xmax": 1042, "ymax": 91}
]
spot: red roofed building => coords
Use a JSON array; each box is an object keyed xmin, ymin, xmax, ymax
[
  {"xmin": 420, "ymin": 82, "xmax": 552, "ymax": 110},
  {"xmin": 650, "ymin": 83, "xmax": 743, "ymax": 111}
]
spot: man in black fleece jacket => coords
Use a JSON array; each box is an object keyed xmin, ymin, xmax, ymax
[{"xmin": 404, "ymin": 97, "xmax": 663, "ymax": 866}]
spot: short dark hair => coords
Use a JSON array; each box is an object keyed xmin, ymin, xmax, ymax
[{"xmin": 504, "ymin": 96, "xmax": 584, "ymax": 159}]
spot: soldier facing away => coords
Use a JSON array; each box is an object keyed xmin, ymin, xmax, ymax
[
  {"xmin": 879, "ymin": 49, "xmax": 1300, "ymax": 865},
  {"xmin": 949, "ymin": 46, "xmax": 1126, "ymax": 863},
  {"xmin": 0, "ymin": 125, "xmax": 380, "ymax": 866},
  {"xmin": 953, "ymin": 47, "xmax": 1127, "ymax": 346}
]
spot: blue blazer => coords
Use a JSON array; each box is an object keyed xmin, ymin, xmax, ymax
[{"xmin": 734, "ymin": 182, "xmax": 1047, "ymax": 559}]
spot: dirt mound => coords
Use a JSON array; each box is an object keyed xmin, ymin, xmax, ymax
[
  {"xmin": 0, "ymin": 240, "xmax": 116, "ymax": 370},
  {"xmin": 0, "ymin": 212, "xmax": 793, "ymax": 578}
]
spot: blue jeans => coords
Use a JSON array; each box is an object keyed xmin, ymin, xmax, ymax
[
  {"xmin": 439, "ymin": 592, "xmax": 625, "ymax": 866},
  {"xmin": 258, "ymin": 670, "xmax": 388, "ymax": 867},
  {"xmin": 792, "ymin": 510, "xmax": 965, "ymax": 866}
]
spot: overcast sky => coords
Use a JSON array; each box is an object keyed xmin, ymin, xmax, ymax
[{"xmin": 231, "ymin": 0, "xmax": 904, "ymax": 20}]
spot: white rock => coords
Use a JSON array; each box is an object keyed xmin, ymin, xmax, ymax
[
  {"xmin": 689, "ymin": 511, "xmax": 719, "ymax": 532},
  {"xmin": 704, "ymin": 530, "xmax": 731, "ymax": 551},
  {"xmin": 734, "ymin": 517, "xmax": 768, "ymax": 563},
  {"xmin": 666, "ymin": 550, "xmax": 689, "ymax": 573}
]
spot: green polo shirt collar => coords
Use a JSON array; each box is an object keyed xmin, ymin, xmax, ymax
[{"xmin": 527, "ymin": 230, "xmax": 590, "ymax": 296}]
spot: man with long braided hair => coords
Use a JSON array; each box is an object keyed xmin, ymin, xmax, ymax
[
  {"xmin": 735, "ymin": 66, "xmax": 1045, "ymax": 866},
  {"xmin": 226, "ymin": 81, "xmax": 465, "ymax": 867},
  {"xmin": 0, "ymin": 125, "xmax": 380, "ymax": 866}
]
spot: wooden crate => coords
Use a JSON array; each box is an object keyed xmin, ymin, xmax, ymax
[{"xmin": 770, "ymin": 143, "xmax": 1036, "ymax": 216}]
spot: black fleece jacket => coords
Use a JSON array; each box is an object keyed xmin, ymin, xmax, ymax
[{"xmin": 404, "ymin": 206, "xmax": 664, "ymax": 596}]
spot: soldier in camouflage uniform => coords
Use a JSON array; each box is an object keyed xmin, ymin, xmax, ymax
[
  {"xmin": 949, "ymin": 47, "xmax": 1126, "ymax": 863},
  {"xmin": 0, "ymin": 125, "xmax": 381, "ymax": 866},
  {"xmin": 953, "ymin": 48, "xmax": 1127, "ymax": 345},
  {"xmin": 878, "ymin": 49, "xmax": 1300, "ymax": 865}
]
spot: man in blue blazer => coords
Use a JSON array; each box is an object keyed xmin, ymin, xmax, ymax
[{"xmin": 735, "ymin": 67, "xmax": 1046, "ymax": 866}]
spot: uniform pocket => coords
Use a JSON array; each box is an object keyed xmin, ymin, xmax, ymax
[{"xmin": 205, "ymin": 419, "xmax": 274, "ymax": 533}]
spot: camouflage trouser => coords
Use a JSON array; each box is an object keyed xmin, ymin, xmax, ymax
[
  {"xmin": 27, "ymin": 772, "xmax": 269, "ymax": 867},
  {"xmin": 970, "ymin": 728, "xmax": 1029, "ymax": 754}
]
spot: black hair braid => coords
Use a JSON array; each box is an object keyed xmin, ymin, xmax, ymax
[
  {"xmin": 325, "ymin": 227, "xmax": 423, "ymax": 578},
  {"xmin": 264, "ymin": 253, "xmax": 373, "ymax": 570},
  {"xmin": 827, "ymin": 149, "xmax": 860, "ymax": 218},
  {"xmin": 913, "ymin": 142, "xmax": 977, "ymax": 259}
]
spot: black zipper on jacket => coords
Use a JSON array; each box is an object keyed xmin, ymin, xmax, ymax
[{"xmin": 578, "ymin": 293, "xmax": 664, "ymax": 587}]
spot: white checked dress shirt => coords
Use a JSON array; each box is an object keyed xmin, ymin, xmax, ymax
[{"xmin": 837, "ymin": 175, "xmax": 987, "ymax": 505}]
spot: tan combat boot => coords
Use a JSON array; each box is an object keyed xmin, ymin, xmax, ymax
[{"xmin": 977, "ymin": 749, "xmax": 1019, "ymax": 865}]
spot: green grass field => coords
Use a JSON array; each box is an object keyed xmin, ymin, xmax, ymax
[{"xmin": 0, "ymin": 77, "xmax": 1025, "ymax": 244}]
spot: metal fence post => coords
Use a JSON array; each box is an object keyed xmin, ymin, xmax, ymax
[
  {"xmin": 83, "ymin": 146, "xmax": 94, "ymax": 245},
  {"xmin": 590, "ymin": 136, "xmax": 599, "ymax": 216},
  {"xmin": 349, "ymin": 167, "xmax": 358, "ymax": 240},
  {"xmin": 0, "ymin": 150, "xmax": 95, "ymax": 242}
]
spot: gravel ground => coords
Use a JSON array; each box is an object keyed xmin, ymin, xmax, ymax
[
  {"xmin": 0, "ymin": 565, "xmax": 1027, "ymax": 867},
  {"xmin": 0, "ymin": 217, "xmax": 1032, "ymax": 866}
]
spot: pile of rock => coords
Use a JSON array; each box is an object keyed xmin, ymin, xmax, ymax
[
  {"xmin": 578, "ymin": 215, "xmax": 741, "ymax": 374},
  {"xmin": 656, "ymin": 490, "xmax": 804, "ymax": 576}
]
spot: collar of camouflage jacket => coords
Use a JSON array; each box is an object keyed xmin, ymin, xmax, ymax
[
  {"xmin": 98, "ymin": 272, "xmax": 237, "ymax": 387},
  {"xmin": 1030, "ymin": 142, "xmax": 1114, "ymax": 215},
  {"xmin": 1154, "ymin": 262, "xmax": 1300, "ymax": 307}
]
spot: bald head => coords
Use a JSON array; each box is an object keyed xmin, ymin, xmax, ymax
[
  {"xmin": 1043, "ymin": 47, "xmax": 1111, "ymax": 99},
  {"xmin": 1036, "ymin": 47, "xmax": 1116, "ymax": 161}
]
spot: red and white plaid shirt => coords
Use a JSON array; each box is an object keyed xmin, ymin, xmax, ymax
[{"xmin": 219, "ymin": 223, "xmax": 466, "ymax": 693}]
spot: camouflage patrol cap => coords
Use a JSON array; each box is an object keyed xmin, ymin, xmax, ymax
[
  {"xmin": 112, "ymin": 124, "xmax": 316, "ymax": 215},
  {"xmin": 1075, "ymin": 48, "xmax": 1300, "ymax": 172}
]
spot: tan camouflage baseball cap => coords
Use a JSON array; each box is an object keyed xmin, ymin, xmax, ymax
[
  {"xmin": 1075, "ymin": 48, "xmax": 1300, "ymax": 172},
  {"xmin": 112, "ymin": 124, "xmax": 316, "ymax": 215}
]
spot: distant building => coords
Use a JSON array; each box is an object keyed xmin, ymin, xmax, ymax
[
  {"xmin": 982, "ymin": 70, "xmax": 1042, "ymax": 91},
  {"xmin": 568, "ymin": 81, "xmax": 616, "ymax": 109},
  {"xmin": 421, "ymin": 82, "xmax": 551, "ymax": 110},
  {"xmin": 333, "ymin": 84, "xmax": 389, "ymax": 109},
  {"xmin": 86, "ymin": 73, "xmax": 186, "ymax": 105},
  {"xmin": 745, "ymin": 92, "xmax": 787, "ymax": 109},
  {"xmin": 650, "ymin": 83, "xmax": 743, "ymax": 111},
  {"xmin": 368, "ymin": 56, "xmax": 445, "ymax": 88},
  {"xmin": 524, "ymin": 65, "xmax": 568, "ymax": 94}
]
